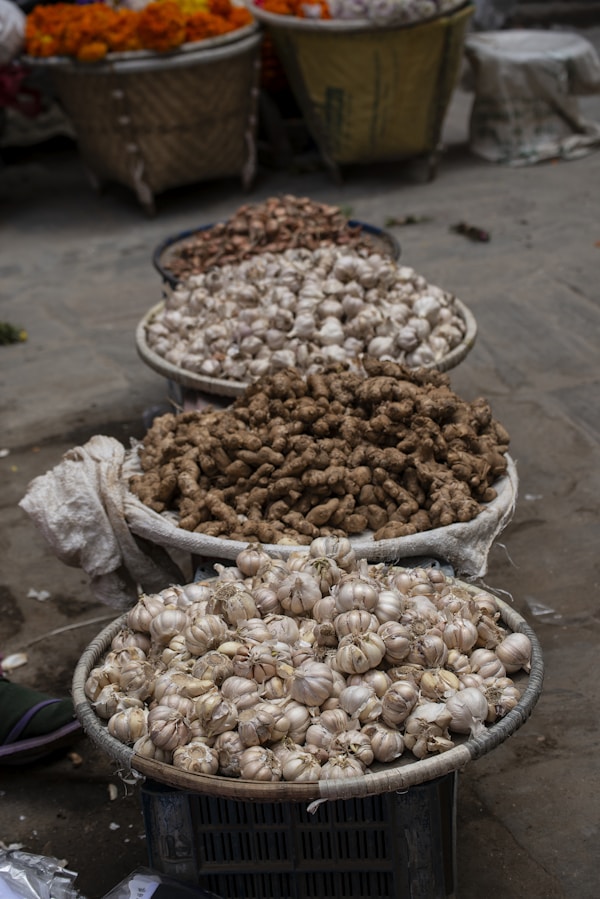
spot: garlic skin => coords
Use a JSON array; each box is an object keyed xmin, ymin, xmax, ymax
[
  {"xmin": 238, "ymin": 703, "xmax": 290, "ymax": 747},
  {"xmin": 148, "ymin": 705, "xmax": 191, "ymax": 751},
  {"xmin": 281, "ymin": 748, "xmax": 322, "ymax": 782},
  {"xmin": 94, "ymin": 685, "xmax": 144, "ymax": 720},
  {"xmin": 335, "ymin": 632, "xmax": 386, "ymax": 674},
  {"xmin": 495, "ymin": 632, "xmax": 532, "ymax": 673},
  {"xmin": 445, "ymin": 687, "xmax": 489, "ymax": 737},
  {"xmin": 288, "ymin": 660, "xmax": 335, "ymax": 707},
  {"xmin": 321, "ymin": 753, "xmax": 365, "ymax": 779},
  {"xmin": 403, "ymin": 702, "xmax": 454, "ymax": 760},
  {"xmin": 172, "ymin": 741, "xmax": 220, "ymax": 775},
  {"xmin": 361, "ymin": 722, "xmax": 405, "ymax": 763},
  {"xmin": 107, "ymin": 707, "xmax": 149, "ymax": 744},
  {"xmin": 238, "ymin": 746, "xmax": 282, "ymax": 781},
  {"xmin": 381, "ymin": 680, "xmax": 420, "ymax": 726},
  {"xmin": 133, "ymin": 735, "xmax": 173, "ymax": 764}
]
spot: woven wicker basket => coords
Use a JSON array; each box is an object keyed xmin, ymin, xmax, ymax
[
  {"xmin": 248, "ymin": 3, "xmax": 474, "ymax": 180},
  {"xmin": 24, "ymin": 29, "xmax": 262, "ymax": 214},
  {"xmin": 135, "ymin": 296, "xmax": 477, "ymax": 397},
  {"xmin": 72, "ymin": 587, "xmax": 543, "ymax": 802}
]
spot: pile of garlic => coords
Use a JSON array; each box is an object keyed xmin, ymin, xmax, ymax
[
  {"xmin": 144, "ymin": 246, "xmax": 467, "ymax": 382},
  {"xmin": 85, "ymin": 538, "xmax": 532, "ymax": 782}
]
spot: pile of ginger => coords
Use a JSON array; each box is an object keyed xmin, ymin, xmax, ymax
[{"xmin": 129, "ymin": 359, "xmax": 510, "ymax": 545}]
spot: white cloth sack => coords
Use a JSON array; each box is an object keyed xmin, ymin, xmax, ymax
[
  {"xmin": 0, "ymin": 0, "xmax": 25, "ymax": 66},
  {"xmin": 465, "ymin": 30, "xmax": 600, "ymax": 165},
  {"xmin": 20, "ymin": 435, "xmax": 518, "ymax": 609}
]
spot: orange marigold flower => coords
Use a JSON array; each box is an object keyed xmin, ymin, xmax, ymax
[
  {"xmin": 209, "ymin": 0, "xmax": 233, "ymax": 16},
  {"xmin": 108, "ymin": 10, "xmax": 143, "ymax": 53},
  {"xmin": 137, "ymin": 2, "xmax": 187, "ymax": 52},
  {"xmin": 77, "ymin": 40, "xmax": 109, "ymax": 62},
  {"xmin": 230, "ymin": 7, "xmax": 253, "ymax": 26}
]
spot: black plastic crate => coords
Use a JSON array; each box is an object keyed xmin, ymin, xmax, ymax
[{"xmin": 141, "ymin": 772, "xmax": 457, "ymax": 899}]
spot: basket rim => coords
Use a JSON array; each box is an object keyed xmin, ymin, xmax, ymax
[
  {"xmin": 151, "ymin": 219, "xmax": 401, "ymax": 288},
  {"xmin": 249, "ymin": 0, "xmax": 472, "ymax": 33},
  {"xmin": 136, "ymin": 296, "xmax": 477, "ymax": 397},
  {"xmin": 21, "ymin": 24, "xmax": 261, "ymax": 73},
  {"xmin": 72, "ymin": 583, "xmax": 543, "ymax": 802}
]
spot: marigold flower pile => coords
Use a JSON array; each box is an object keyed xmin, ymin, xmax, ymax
[{"xmin": 25, "ymin": 0, "xmax": 254, "ymax": 62}]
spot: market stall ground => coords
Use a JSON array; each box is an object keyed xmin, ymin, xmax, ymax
[{"xmin": 1, "ymin": 24, "xmax": 600, "ymax": 899}]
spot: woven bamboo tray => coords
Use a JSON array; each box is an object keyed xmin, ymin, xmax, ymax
[
  {"xmin": 24, "ymin": 29, "xmax": 262, "ymax": 214},
  {"xmin": 152, "ymin": 219, "xmax": 401, "ymax": 288},
  {"xmin": 136, "ymin": 297, "xmax": 477, "ymax": 397},
  {"xmin": 72, "ymin": 588, "xmax": 543, "ymax": 802}
]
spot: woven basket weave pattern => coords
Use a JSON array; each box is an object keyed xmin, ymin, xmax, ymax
[{"xmin": 50, "ymin": 36, "xmax": 261, "ymax": 205}]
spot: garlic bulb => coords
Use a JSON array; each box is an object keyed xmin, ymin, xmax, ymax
[
  {"xmin": 381, "ymin": 680, "xmax": 419, "ymax": 726},
  {"xmin": 281, "ymin": 748, "xmax": 322, "ymax": 782},
  {"xmin": 191, "ymin": 651, "xmax": 234, "ymax": 685},
  {"xmin": 309, "ymin": 536, "xmax": 355, "ymax": 571},
  {"xmin": 321, "ymin": 753, "xmax": 365, "ymax": 779},
  {"xmin": 338, "ymin": 685, "xmax": 382, "ymax": 723},
  {"xmin": 442, "ymin": 618, "xmax": 479, "ymax": 654},
  {"xmin": 277, "ymin": 572, "xmax": 323, "ymax": 616},
  {"xmin": 419, "ymin": 668, "xmax": 460, "ymax": 701},
  {"xmin": 238, "ymin": 702, "xmax": 290, "ymax": 747},
  {"xmin": 195, "ymin": 692, "xmax": 238, "ymax": 738},
  {"xmin": 233, "ymin": 640, "xmax": 292, "ymax": 683},
  {"xmin": 208, "ymin": 582, "xmax": 259, "ymax": 625},
  {"xmin": 148, "ymin": 705, "xmax": 191, "ymax": 751},
  {"xmin": 378, "ymin": 621, "xmax": 412, "ymax": 665},
  {"xmin": 373, "ymin": 589, "xmax": 405, "ymax": 624},
  {"xmin": 110, "ymin": 628, "xmax": 151, "ymax": 654},
  {"xmin": 361, "ymin": 722, "xmax": 405, "ymax": 763},
  {"xmin": 495, "ymin": 632, "xmax": 532, "ymax": 673},
  {"xmin": 133, "ymin": 734, "xmax": 173, "ymax": 764},
  {"xmin": 336, "ymin": 632, "xmax": 386, "ymax": 674},
  {"xmin": 238, "ymin": 746, "xmax": 282, "ymax": 781},
  {"xmin": 330, "ymin": 730, "xmax": 374, "ymax": 768},
  {"xmin": 172, "ymin": 741, "xmax": 220, "ymax": 775},
  {"xmin": 127, "ymin": 593, "xmax": 166, "ymax": 633},
  {"xmin": 333, "ymin": 574, "xmax": 379, "ymax": 613},
  {"xmin": 403, "ymin": 702, "xmax": 454, "ymax": 759},
  {"xmin": 288, "ymin": 660, "xmax": 335, "ymax": 707},
  {"xmin": 213, "ymin": 730, "xmax": 246, "ymax": 778},
  {"xmin": 184, "ymin": 614, "xmax": 230, "ymax": 656},
  {"xmin": 149, "ymin": 608, "xmax": 187, "ymax": 645},
  {"xmin": 118, "ymin": 660, "xmax": 155, "ymax": 702},
  {"xmin": 94, "ymin": 685, "xmax": 144, "ymax": 720},
  {"xmin": 280, "ymin": 700, "xmax": 312, "ymax": 743},
  {"xmin": 469, "ymin": 648, "xmax": 506, "ymax": 680},
  {"xmin": 445, "ymin": 687, "xmax": 489, "ymax": 737},
  {"xmin": 482, "ymin": 677, "xmax": 521, "ymax": 721},
  {"xmin": 334, "ymin": 610, "xmax": 380, "ymax": 639},
  {"xmin": 107, "ymin": 707, "xmax": 148, "ymax": 744},
  {"xmin": 346, "ymin": 669, "xmax": 392, "ymax": 698}
]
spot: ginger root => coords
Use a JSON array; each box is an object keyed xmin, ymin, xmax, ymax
[{"xmin": 129, "ymin": 360, "xmax": 510, "ymax": 545}]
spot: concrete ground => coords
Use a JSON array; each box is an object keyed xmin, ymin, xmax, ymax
[{"xmin": 1, "ymin": 21, "xmax": 599, "ymax": 899}]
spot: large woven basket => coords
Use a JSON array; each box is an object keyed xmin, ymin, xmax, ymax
[
  {"xmin": 135, "ymin": 296, "xmax": 477, "ymax": 397},
  {"xmin": 248, "ymin": 3, "xmax": 474, "ymax": 180},
  {"xmin": 24, "ymin": 29, "xmax": 262, "ymax": 214},
  {"xmin": 72, "ymin": 587, "xmax": 543, "ymax": 802}
]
